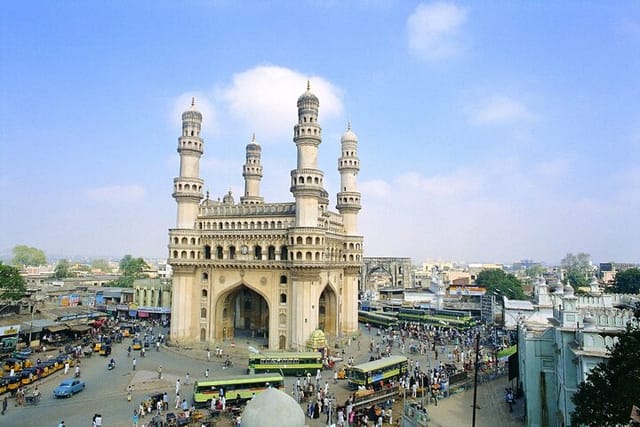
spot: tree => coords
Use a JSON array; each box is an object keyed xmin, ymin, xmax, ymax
[
  {"xmin": 561, "ymin": 252, "xmax": 592, "ymax": 288},
  {"xmin": 91, "ymin": 259, "xmax": 112, "ymax": 273},
  {"xmin": 611, "ymin": 268, "xmax": 640, "ymax": 294},
  {"xmin": 475, "ymin": 269, "xmax": 526, "ymax": 300},
  {"xmin": 570, "ymin": 305, "xmax": 640, "ymax": 426},
  {"xmin": 119, "ymin": 255, "xmax": 149, "ymax": 277},
  {"xmin": 110, "ymin": 255, "xmax": 150, "ymax": 288},
  {"xmin": 11, "ymin": 245, "xmax": 47, "ymax": 267},
  {"xmin": 0, "ymin": 262, "xmax": 27, "ymax": 300},
  {"xmin": 524, "ymin": 264, "xmax": 546, "ymax": 279},
  {"xmin": 53, "ymin": 259, "xmax": 70, "ymax": 279}
]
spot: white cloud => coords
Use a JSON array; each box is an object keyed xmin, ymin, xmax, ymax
[
  {"xmin": 360, "ymin": 179, "xmax": 392, "ymax": 198},
  {"xmin": 220, "ymin": 65, "xmax": 343, "ymax": 141},
  {"xmin": 396, "ymin": 170, "xmax": 482, "ymax": 198},
  {"xmin": 86, "ymin": 185, "xmax": 146, "ymax": 202},
  {"xmin": 407, "ymin": 2, "xmax": 468, "ymax": 60},
  {"xmin": 470, "ymin": 95, "xmax": 537, "ymax": 125}
]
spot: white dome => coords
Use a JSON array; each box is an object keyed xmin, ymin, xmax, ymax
[
  {"xmin": 242, "ymin": 387, "xmax": 305, "ymax": 427},
  {"xmin": 341, "ymin": 123, "xmax": 358, "ymax": 143}
]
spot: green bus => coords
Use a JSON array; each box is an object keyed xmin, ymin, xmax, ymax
[
  {"xmin": 346, "ymin": 355, "xmax": 408, "ymax": 390},
  {"xmin": 397, "ymin": 308, "xmax": 476, "ymax": 330},
  {"xmin": 247, "ymin": 352, "xmax": 322, "ymax": 376},
  {"xmin": 358, "ymin": 310, "xmax": 398, "ymax": 329},
  {"xmin": 192, "ymin": 374, "xmax": 284, "ymax": 407}
]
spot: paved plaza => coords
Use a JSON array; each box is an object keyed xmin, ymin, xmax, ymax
[{"xmin": 1, "ymin": 324, "xmax": 525, "ymax": 426}]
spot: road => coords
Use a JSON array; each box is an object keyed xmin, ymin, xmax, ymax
[{"xmin": 2, "ymin": 324, "xmax": 525, "ymax": 427}]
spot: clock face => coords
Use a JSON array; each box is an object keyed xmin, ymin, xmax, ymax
[{"xmin": 241, "ymin": 245, "xmax": 248, "ymax": 255}]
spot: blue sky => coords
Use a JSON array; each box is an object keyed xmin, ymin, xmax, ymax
[{"xmin": 1, "ymin": 1, "xmax": 639, "ymax": 265}]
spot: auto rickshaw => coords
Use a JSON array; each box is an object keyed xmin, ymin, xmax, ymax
[
  {"xmin": 19, "ymin": 368, "xmax": 38, "ymax": 385},
  {"xmin": 36, "ymin": 360, "xmax": 55, "ymax": 378},
  {"xmin": 337, "ymin": 366, "xmax": 346, "ymax": 380},
  {"xmin": 121, "ymin": 324, "xmax": 133, "ymax": 338},
  {"xmin": 132, "ymin": 338, "xmax": 142, "ymax": 351},
  {"xmin": 3, "ymin": 358, "xmax": 23, "ymax": 373},
  {"xmin": 99, "ymin": 344, "xmax": 112, "ymax": 356},
  {"xmin": 93, "ymin": 342, "xmax": 103, "ymax": 352},
  {"xmin": 4, "ymin": 375, "xmax": 21, "ymax": 394}
]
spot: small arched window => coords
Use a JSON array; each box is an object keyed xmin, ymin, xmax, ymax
[
  {"xmin": 200, "ymin": 307, "xmax": 207, "ymax": 318},
  {"xmin": 280, "ymin": 293, "xmax": 287, "ymax": 304},
  {"xmin": 201, "ymin": 289, "xmax": 208, "ymax": 298}
]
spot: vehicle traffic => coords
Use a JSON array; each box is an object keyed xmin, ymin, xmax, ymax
[
  {"xmin": 53, "ymin": 378, "xmax": 86, "ymax": 398},
  {"xmin": 345, "ymin": 355, "xmax": 408, "ymax": 390},
  {"xmin": 192, "ymin": 374, "xmax": 284, "ymax": 407},
  {"xmin": 247, "ymin": 351, "xmax": 323, "ymax": 376}
]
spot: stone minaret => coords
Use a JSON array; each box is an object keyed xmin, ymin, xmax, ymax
[
  {"xmin": 289, "ymin": 82, "xmax": 326, "ymax": 350},
  {"xmin": 240, "ymin": 134, "xmax": 264, "ymax": 205},
  {"xmin": 173, "ymin": 98, "xmax": 204, "ymax": 229},
  {"xmin": 336, "ymin": 122, "xmax": 361, "ymax": 234},
  {"xmin": 291, "ymin": 81, "xmax": 325, "ymax": 226}
]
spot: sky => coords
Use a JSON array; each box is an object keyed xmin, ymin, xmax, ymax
[{"xmin": 1, "ymin": 1, "xmax": 640, "ymax": 266}]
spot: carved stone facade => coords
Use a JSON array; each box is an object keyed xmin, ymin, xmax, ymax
[
  {"xmin": 168, "ymin": 87, "xmax": 363, "ymax": 350},
  {"xmin": 362, "ymin": 257, "xmax": 413, "ymax": 292}
]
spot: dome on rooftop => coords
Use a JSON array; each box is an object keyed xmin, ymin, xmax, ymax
[
  {"xmin": 341, "ymin": 123, "xmax": 358, "ymax": 143},
  {"xmin": 242, "ymin": 387, "xmax": 305, "ymax": 427}
]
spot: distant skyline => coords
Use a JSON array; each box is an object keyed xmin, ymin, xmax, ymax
[{"xmin": 1, "ymin": 1, "xmax": 639, "ymax": 265}]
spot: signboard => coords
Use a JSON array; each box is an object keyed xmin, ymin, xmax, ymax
[
  {"xmin": 60, "ymin": 294, "xmax": 80, "ymax": 307},
  {"xmin": 0, "ymin": 324, "xmax": 21, "ymax": 336}
]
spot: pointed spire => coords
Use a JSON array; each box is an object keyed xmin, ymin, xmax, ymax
[
  {"xmin": 347, "ymin": 121, "xmax": 351, "ymax": 131},
  {"xmin": 251, "ymin": 133, "xmax": 256, "ymax": 143},
  {"xmin": 307, "ymin": 80, "xmax": 311, "ymax": 91},
  {"xmin": 191, "ymin": 97, "xmax": 195, "ymax": 107}
]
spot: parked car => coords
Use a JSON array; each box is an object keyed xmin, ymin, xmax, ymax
[{"xmin": 53, "ymin": 379, "xmax": 85, "ymax": 398}]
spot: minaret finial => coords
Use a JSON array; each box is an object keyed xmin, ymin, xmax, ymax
[
  {"xmin": 307, "ymin": 80, "xmax": 310, "ymax": 91},
  {"xmin": 251, "ymin": 133, "xmax": 256, "ymax": 142},
  {"xmin": 347, "ymin": 121, "xmax": 351, "ymax": 131},
  {"xmin": 191, "ymin": 97, "xmax": 195, "ymax": 107}
]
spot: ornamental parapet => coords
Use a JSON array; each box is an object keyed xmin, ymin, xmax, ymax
[{"xmin": 200, "ymin": 202, "xmax": 295, "ymax": 217}]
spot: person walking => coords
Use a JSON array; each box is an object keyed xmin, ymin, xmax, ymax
[
  {"xmin": 205, "ymin": 368, "xmax": 209, "ymax": 379},
  {"xmin": 207, "ymin": 348, "xmax": 211, "ymax": 361},
  {"xmin": 185, "ymin": 372, "xmax": 190, "ymax": 385},
  {"xmin": 132, "ymin": 411, "xmax": 139, "ymax": 427},
  {"xmin": 64, "ymin": 362, "xmax": 70, "ymax": 375},
  {"xmin": 2, "ymin": 395, "xmax": 7, "ymax": 415},
  {"xmin": 158, "ymin": 365, "xmax": 162, "ymax": 379},
  {"xmin": 132, "ymin": 358, "xmax": 137, "ymax": 371}
]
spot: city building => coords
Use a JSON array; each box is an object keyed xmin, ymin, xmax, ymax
[
  {"xmin": 168, "ymin": 84, "xmax": 363, "ymax": 350},
  {"xmin": 517, "ymin": 280, "xmax": 637, "ymax": 427}
]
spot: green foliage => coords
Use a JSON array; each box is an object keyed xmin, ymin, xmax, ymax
[
  {"xmin": 53, "ymin": 259, "xmax": 70, "ymax": 279},
  {"xmin": 0, "ymin": 262, "xmax": 27, "ymax": 300},
  {"xmin": 11, "ymin": 245, "xmax": 47, "ymax": 267},
  {"xmin": 119, "ymin": 254, "xmax": 149, "ymax": 277},
  {"xmin": 611, "ymin": 268, "xmax": 640, "ymax": 294},
  {"xmin": 475, "ymin": 269, "xmax": 526, "ymax": 300},
  {"xmin": 91, "ymin": 259, "xmax": 112, "ymax": 273},
  {"xmin": 570, "ymin": 305, "xmax": 640, "ymax": 426},
  {"xmin": 110, "ymin": 255, "xmax": 149, "ymax": 288},
  {"xmin": 561, "ymin": 252, "xmax": 592, "ymax": 288},
  {"xmin": 524, "ymin": 264, "xmax": 546, "ymax": 278}
]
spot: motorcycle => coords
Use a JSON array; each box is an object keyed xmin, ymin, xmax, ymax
[{"xmin": 108, "ymin": 359, "xmax": 116, "ymax": 370}]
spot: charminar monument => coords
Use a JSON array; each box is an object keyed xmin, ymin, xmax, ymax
[{"xmin": 168, "ymin": 83, "xmax": 363, "ymax": 350}]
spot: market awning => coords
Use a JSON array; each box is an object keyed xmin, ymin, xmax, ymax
[
  {"xmin": 497, "ymin": 345, "xmax": 517, "ymax": 361},
  {"xmin": 68, "ymin": 324, "xmax": 91, "ymax": 333},
  {"xmin": 44, "ymin": 324, "xmax": 69, "ymax": 333}
]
